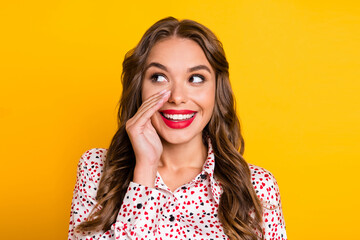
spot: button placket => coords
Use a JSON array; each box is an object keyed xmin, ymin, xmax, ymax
[{"xmin": 161, "ymin": 193, "xmax": 174, "ymax": 222}]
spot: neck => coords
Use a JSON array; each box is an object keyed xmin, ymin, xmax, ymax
[{"xmin": 159, "ymin": 135, "xmax": 207, "ymax": 171}]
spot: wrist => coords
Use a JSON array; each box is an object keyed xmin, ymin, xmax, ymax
[{"xmin": 133, "ymin": 164, "xmax": 158, "ymax": 188}]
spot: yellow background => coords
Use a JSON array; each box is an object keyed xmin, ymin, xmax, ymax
[{"xmin": 1, "ymin": 0, "xmax": 359, "ymax": 239}]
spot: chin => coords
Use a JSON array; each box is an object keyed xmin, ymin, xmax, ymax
[
  {"xmin": 159, "ymin": 131, "xmax": 202, "ymax": 145},
  {"xmin": 151, "ymin": 113, "xmax": 208, "ymax": 145}
]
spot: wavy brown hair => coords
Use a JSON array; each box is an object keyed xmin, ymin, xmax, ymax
[{"xmin": 76, "ymin": 17, "xmax": 264, "ymax": 240}]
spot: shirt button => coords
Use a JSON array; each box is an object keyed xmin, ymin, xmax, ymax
[{"xmin": 169, "ymin": 215, "xmax": 175, "ymax": 222}]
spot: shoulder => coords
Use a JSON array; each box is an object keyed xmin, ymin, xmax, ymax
[
  {"xmin": 76, "ymin": 148, "xmax": 108, "ymax": 185},
  {"xmin": 248, "ymin": 163, "xmax": 282, "ymax": 210}
]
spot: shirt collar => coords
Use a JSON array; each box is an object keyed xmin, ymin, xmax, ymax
[
  {"xmin": 154, "ymin": 138, "xmax": 223, "ymax": 204},
  {"xmin": 204, "ymin": 138, "xmax": 222, "ymax": 204},
  {"xmin": 203, "ymin": 138, "xmax": 215, "ymax": 176}
]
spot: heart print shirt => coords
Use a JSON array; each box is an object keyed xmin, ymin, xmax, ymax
[{"xmin": 68, "ymin": 140, "xmax": 287, "ymax": 240}]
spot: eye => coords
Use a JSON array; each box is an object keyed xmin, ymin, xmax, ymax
[
  {"xmin": 189, "ymin": 74, "xmax": 205, "ymax": 83},
  {"xmin": 150, "ymin": 73, "xmax": 168, "ymax": 83}
]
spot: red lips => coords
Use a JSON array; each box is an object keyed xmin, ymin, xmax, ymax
[
  {"xmin": 159, "ymin": 109, "xmax": 197, "ymax": 129},
  {"xmin": 160, "ymin": 109, "xmax": 196, "ymax": 114}
]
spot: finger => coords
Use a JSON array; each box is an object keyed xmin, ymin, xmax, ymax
[
  {"xmin": 127, "ymin": 94, "xmax": 164, "ymax": 128},
  {"xmin": 126, "ymin": 92, "xmax": 168, "ymax": 138},
  {"xmin": 132, "ymin": 90, "xmax": 170, "ymax": 128},
  {"xmin": 141, "ymin": 88, "xmax": 169, "ymax": 106},
  {"xmin": 134, "ymin": 90, "xmax": 170, "ymax": 125},
  {"xmin": 129, "ymin": 90, "xmax": 170, "ymax": 126},
  {"xmin": 128, "ymin": 89, "xmax": 168, "ymax": 124}
]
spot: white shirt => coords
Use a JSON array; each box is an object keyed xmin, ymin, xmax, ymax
[{"xmin": 68, "ymin": 140, "xmax": 287, "ymax": 240}]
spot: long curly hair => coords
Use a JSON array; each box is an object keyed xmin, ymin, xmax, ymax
[{"xmin": 76, "ymin": 16, "xmax": 264, "ymax": 240}]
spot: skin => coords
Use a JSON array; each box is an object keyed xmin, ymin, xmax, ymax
[{"xmin": 126, "ymin": 37, "xmax": 216, "ymax": 192}]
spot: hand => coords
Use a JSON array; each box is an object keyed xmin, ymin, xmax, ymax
[{"xmin": 125, "ymin": 89, "xmax": 170, "ymax": 187}]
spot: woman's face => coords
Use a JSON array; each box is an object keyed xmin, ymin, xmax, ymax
[{"xmin": 141, "ymin": 37, "xmax": 216, "ymax": 145}]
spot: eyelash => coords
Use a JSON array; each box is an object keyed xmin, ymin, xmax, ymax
[
  {"xmin": 150, "ymin": 73, "xmax": 206, "ymax": 83},
  {"xmin": 150, "ymin": 73, "xmax": 166, "ymax": 83},
  {"xmin": 191, "ymin": 74, "xmax": 206, "ymax": 83}
]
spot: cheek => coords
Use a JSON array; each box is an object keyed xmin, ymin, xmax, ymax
[
  {"xmin": 193, "ymin": 87, "xmax": 216, "ymax": 114},
  {"xmin": 141, "ymin": 80, "xmax": 168, "ymax": 102},
  {"xmin": 141, "ymin": 82, "xmax": 156, "ymax": 102}
]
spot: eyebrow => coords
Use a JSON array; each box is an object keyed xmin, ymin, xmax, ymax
[{"xmin": 145, "ymin": 62, "xmax": 212, "ymax": 74}]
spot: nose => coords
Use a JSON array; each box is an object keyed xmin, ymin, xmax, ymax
[{"xmin": 167, "ymin": 81, "xmax": 187, "ymax": 105}]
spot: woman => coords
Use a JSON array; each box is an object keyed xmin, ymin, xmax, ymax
[{"xmin": 68, "ymin": 17, "xmax": 287, "ymax": 240}]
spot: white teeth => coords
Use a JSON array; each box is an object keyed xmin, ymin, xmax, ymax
[{"xmin": 163, "ymin": 113, "xmax": 195, "ymax": 120}]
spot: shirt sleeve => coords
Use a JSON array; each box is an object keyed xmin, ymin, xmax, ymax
[
  {"xmin": 113, "ymin": 182, "xmax": 169, "ymax": 239},
  {"xmin": 68, "ymin": 149, "xmax": 169, "ymax": 240},
  {"xmin": 259, "ymin": 172, "xmax": 287, "ymax": 240},
  {"xmin": 68, "ymin": 148, "xmax": 107, "ymax": 240},
  {"xmin": 249, "ymin": 164, "xmax": 287, "ymax": 240}
]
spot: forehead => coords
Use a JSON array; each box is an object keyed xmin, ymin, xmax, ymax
[{"xmin": 146, "ymin": 37, "xmax": 212, "ymax": 70}]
